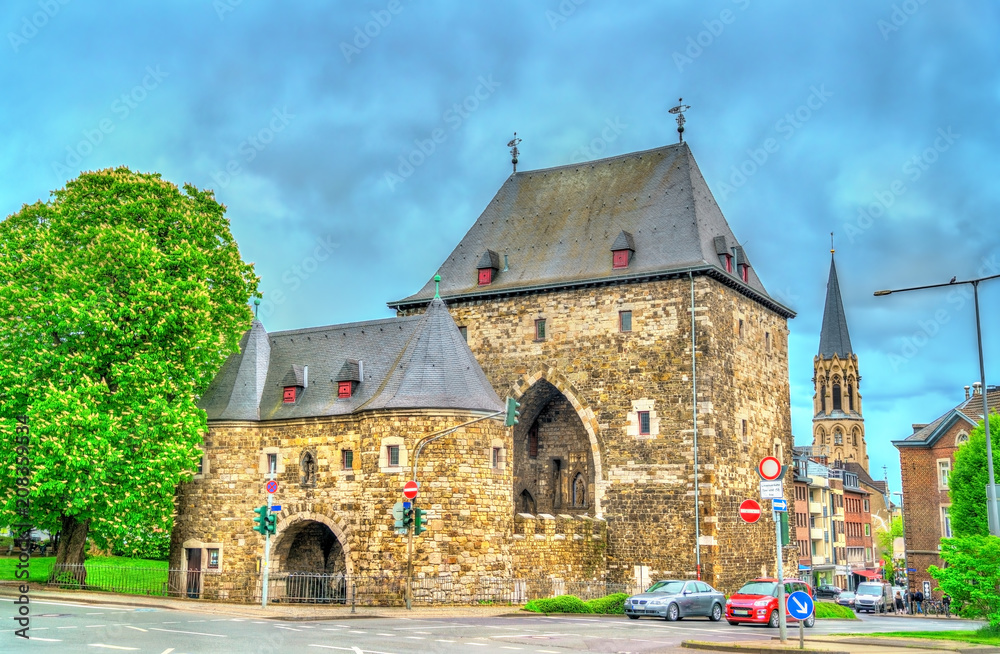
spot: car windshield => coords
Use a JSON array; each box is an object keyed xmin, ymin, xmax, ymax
[
  {"xmin": 736, "ymin": 581, "xmax": 777, "ymax": 596},
  {"xmin": 645, "ymin": 581, "xmax": 685, "ymax": 594},
  {"xmin": 857, "ymin": 583, "xmax": 882, "ymax": 595},
  {"xmin": 839, "ymin": 592, "xmax": 855, "ymax": 598}
]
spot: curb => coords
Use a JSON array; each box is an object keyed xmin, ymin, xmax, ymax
[
  {"xmin": 681, "ymin": 641, "xmax": 848, "ymax": 654},
  {"xmin": 800, "ymin": 636, "xmax": 1000, "ymax": 653}
]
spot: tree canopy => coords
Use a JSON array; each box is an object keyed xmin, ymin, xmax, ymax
[
  {"xmin": 874, "ymin": 516, "xmax": 903, "ymax": 584},
  {"xmin": 948, "ymin": 413, "xmax": 1000, "ymax": 537},
  {"xmin": 0, "ymin": 168, "xmax": 258, "ymax": 564}
]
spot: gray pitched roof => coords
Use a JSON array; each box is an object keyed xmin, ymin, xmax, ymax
[
  {"xmin": 389, "ymin": 143, "xmax": 793, "ymax": 318},
  {"xmin": 895, "ymin": 389, "xmax": 1000, "ymax": 446},
  {"xmin": 336, "ymin": 359, "xmax": 362, "ymax": 382},
  {"xmin": 280, "ymin": 365, "xmax": 307, "ymax": 387},
  {"xmin": 199, "ymin": 300, "xmax": 502, "ymax": 422},
  {"xmin": 818, "ymin": 255, "xmax": 853, "ymax": 358},
  {"xmin": 611, "ymin": 230, "xmax": 635, "ymax": 252}
]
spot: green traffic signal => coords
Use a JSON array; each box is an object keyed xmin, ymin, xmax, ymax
[
  {"xmin": 253, "ymin": 505, "xmax": 269, "ymax": 535},
  {"xmin": 403, "ymin": 506, "xmax": 414, "ymax": 529},
  {"xmin": 414, "ymin": 507, "xmax": 428, "ymax": 535},
  {"xmin": 265, "ymin": 513, "xmax": 277, "ymax": 535},
  {"xmin": 504, "ymin": 397, "xmax": 521, "ymax": 427}
]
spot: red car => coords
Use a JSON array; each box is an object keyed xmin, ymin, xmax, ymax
[{"xmin": 725, "ymin": 578, "xmax": 816, "ymax": 628}]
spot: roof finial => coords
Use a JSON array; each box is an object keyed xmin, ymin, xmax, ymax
[
  {"xmin": 253, "ymin": 297, "xmax": 260, "ymax": 319},
  {"xmin": 668, "ymin": 98, "xmax": 690, "ymax": 143},
  {"xmin": 434, "ymin": 274, "xmax": 441, "ymax": 299},
  {"xmin": 507, "ymin": 132, "xmax": 521, "ymax": 173},
  {"xmin": 830, "ymin": 231, "xmax": 835, "ymax": 255}
]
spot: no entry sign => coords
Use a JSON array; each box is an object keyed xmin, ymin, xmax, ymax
[
  {"xmin": 403, "ymin": 480, "xmax": 419, "ymax": 500},
  {"xmin": 739, "ymin": 499, "xmax": 762, "ymax": 523}
]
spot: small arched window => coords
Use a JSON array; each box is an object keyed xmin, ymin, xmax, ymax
[
  {"xmin": 821, "ymin": 385, "xmax": 827, "ymax": 413},
  {"xmin": 527, "ymin": 423, "xmax": 539, "ymax": 459},
  {"xmin": 834, "ymin": 429, "xmax": 843, "ymax": 446},
  {"xmin": 572, "ymin": 473, "xmax": 587, "ymax": 508},
  {"xmin": 956, "ymin": 432, "xmax": 970, "ymax": 446},
  {"xmin": 832, "ymin": 384, "xmax": 842, "ymax": 411},
  {"xmin": 519, "ymin": 489, "xmax": 536, "ymax": 514},
  {"xmin": 848, "ymin": 384, "xmax": 854, "ymax": 411}
]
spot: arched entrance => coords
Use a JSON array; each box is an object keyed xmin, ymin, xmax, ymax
[
  {"xmin": 511, "ymin": 368, "xmax": 603, "ymax": 516},
  {"xmin": 272, "ymin": 513, "xmax": 351, "ymax": 603}
]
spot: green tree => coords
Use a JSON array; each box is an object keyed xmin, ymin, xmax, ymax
[
  {"xmin": 930, "ymin": 535, "xmax": 1000, "ymax": 626},
  {"xmin": 949, "ymin": 414, "xmax": 1000, "ymax": 537},
  {"xmin": 874, "ymin": 516, "xmax": 903, "ymax": 584},
  {"xmin": 0, "ymin": 168, "xmax": 259, "ymax": 573}
]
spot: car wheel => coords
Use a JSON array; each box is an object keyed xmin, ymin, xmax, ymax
[
  {"xmin": 804, "ymin": 615, "xmax": 815, "ymax": 628},
  {"xmin": 666, "ymin": 603, "xmax": 680, "ymax": 621},
  {"xmin": 710, "ymin": 603, "xmax": 723, "ymax": 622},
  {"xmin": 767, "ymin": 610, "xmax": 779, "ymax": 628},
  {"xmin": 627, "ymin": 614, "xmax": 639, "ymax": 620}
]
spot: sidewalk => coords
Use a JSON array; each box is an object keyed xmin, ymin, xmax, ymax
[{"xmin": 682, "ymin": 637, "xmax": 999, "ymax": 654}]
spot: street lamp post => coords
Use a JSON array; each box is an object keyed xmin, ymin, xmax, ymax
[{"xmin": 875, "ymin": 272, "xmax": 1000, "ymax": 536}]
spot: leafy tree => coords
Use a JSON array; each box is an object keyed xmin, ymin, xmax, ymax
[
  {"xmin": 0, "ymin": 168, "xmax": 259, "ymax": 574},
  {"xmin": 949, "ymin": 414, "xmax": 1000, "ymax": 537},
  {"xmin": 874, "ymin": 516, "xmax": 903, "ymax": 584},
  {"xmin": 930, "ymin": 535, "xmax": 1000, "ymax": 627}
]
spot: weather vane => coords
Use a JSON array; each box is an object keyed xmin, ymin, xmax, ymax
[
  {"xmin": 668, "ymin": 98, "xmax": 690, "ymax": 143},
  {"xmin": 507, "ymin": 132, "xmax": 522, "ymax": 173}
]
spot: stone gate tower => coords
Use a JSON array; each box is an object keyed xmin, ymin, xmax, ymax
[{"xmin": 811, "ymin": 251, "xmax": 867, "ymax": 470}]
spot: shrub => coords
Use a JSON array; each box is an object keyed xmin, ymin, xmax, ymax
[
  {"xmin": 524, "ymin": 595, "xmax": 593, "ymax": 614},
  {"xmin": 814, "ymin": 602, "xmax": 856, "ymax": 619},
  {"xmin": 586, "ymin": 593, "xmax": 628, "ymax": 615}
]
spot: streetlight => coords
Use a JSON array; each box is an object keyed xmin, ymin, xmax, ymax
[{"xmin": 875, "ymin": 272, "xmax": 1000, "ymax": 536}]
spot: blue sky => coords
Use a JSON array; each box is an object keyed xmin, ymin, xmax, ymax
[{"xmin": 3, "ymin": 0, "xmax": 999, "ymax": 498}]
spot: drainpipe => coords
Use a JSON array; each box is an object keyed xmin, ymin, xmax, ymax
[{"xmin": 690, "ymin": 272, "xmax": 702, "ymax": 580}]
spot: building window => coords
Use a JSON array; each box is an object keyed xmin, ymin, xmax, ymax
[
  {"xmin": 283, "ymin": 386, "xmax": 297, "ymax": 403},
  {"xmin": 528, "ymin": 423, "xmax": 539, "ymax": 459},
  {"xmin": 722, "ymin": 253, "xmax": 733, "ymax": 273},
  {"xmin": 956, "ymin": 432, "xmax": 969, "ymax": 445},
  {"xmin": 196, "ymin": 454, "xmax": 205, "ymax": 476},
  {"xmin": 267, "ymin": 453, "xmax": 278, "ymax": 474},
  {"xmin": 492, "ymin": 447, "xmax": 501, "ymax": 469},
  {"xmin": 638, "ymin": 411, "xmax": 650, "ymax": 435},
  {"xmin": 765, "ymin": 332, "xmax": 771, "ymax": 352},
  {"xmin": 864, "ymin": 523, "xmax": 870, "ymax": 536},
  {"xmin": 342, "ymin": 449, "xmax": 354, "ymax": 471},
  {"xmin": 863, "ymin": 498, "xmax": 869, "ymax": 512},
  {"xmin": 619, "ymin": 310, "xmax": 632, "ymax": 333},
  {"xmin": 938, "ymin": 459, "xmax": 951, "ymax": 489},
  {"xmin": 534, "ymin": 319, "xmax": 546, "ymax": 340},
  {"xmin": 519, "ymin": 489, "xmax": 536, "ymax": 514},
  {"xmin": 821, "ymin": 385, "xmax": 827, "ymax": 413},
  {"xmin": 742, "ymin": 419, "xmax": 748, "ymax": 442},
  {"xmin": 834, "ymin": 430, "xmax": 843, "ymax": 446},
  {"xmin": 458, "ymin": 326, "xmax": 468, "ymax": 341},
  {"xmin": 740, "ymin": 265, "xmax": 749, "ymax": 282},
  {"xmin": 832, "ymin": 384, "xmax": 842, "ymax": 411},
  {"xmin": 848, "ymin": 384, "xmax": 854, "ymax": 411},
  {"xmin": 338, "ymin": 381, "xmax": 352, "ymax": 398},
  {"xmin": 378, "ymin": 436, "xmax": 406, "ymax": 472},
  {"xmin": 738, "ymin": 319, "xmax": 744, "ymax": 339},
  {"xmin": 941, "ymin": 506, "xmax": 952, "ymax": 538},
  {"xmin": 478, "ymin": 268, "xmax": 493, "ymax": 286},
  {"xmin": 612, "ymin": 250, "xmax": 630, "ymax": 269},
  {"xmin": 207, "ymin": 548, "xmax": 219, "ymax": 569},
  {"xmin": 387, "ymin": 445, "xmax": 400, "ymax": 467}
]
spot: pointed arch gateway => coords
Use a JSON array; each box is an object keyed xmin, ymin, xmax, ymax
[
  {"xmin": 511, "ymin": 366, "xmax": 605, "ymax": 516},
  {"xmin": 271, "ymin": 512, "xmax": 353, "ymax": 578}
]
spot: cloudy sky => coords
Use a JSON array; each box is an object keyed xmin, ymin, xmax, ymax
[{"xmin": 3, "ymin": 0, "xmax": 998, "ymax": 497}]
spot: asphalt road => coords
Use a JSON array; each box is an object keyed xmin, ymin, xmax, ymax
[{"xmin": 0, "ymin": 596, "xmax": 983, "ymax": 654}]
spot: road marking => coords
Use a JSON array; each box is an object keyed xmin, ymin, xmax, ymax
[
  {"xmin": 376, "ymin": 632, "xmax": 393, "ymax": 636},
  {"xmin": 307, "ymin": 646, "xmax": 397, "ymax": 654},
  {"xmin": 187, "ymin": 620, "xmax": 207, "ymax": 622},
  {"xmin": 149, "ymin": 627, "xmax": 226, "ymax": 637},
  {"xmin": 86, "ymin": 612, "xmax": 105, "ymax": 615},
  {"xmin": 124, "ymin": 625, "xmax": 148, "ymax": 632},
  {"xmin": 85, "ymin": 625, "xmax": 104, "ymax": 628},
  {"xmin": 500, "ymin": 647, "xmax": 522, "ymax": 650},
  {"xmin": 275, "ymin": 625, "xmax": 302, "ymax": 631},
  {"xmin": 536, "ymin": 651, "xmax": 560, "ymax": 653},
  {"xmin": 28, "ymin": 637, "xmax": 61, "ymax": 642},
  {"xmin": 435, "ymin": 640, "xmax": 454, "ymax": 643},
  {"xmin": 0, "ymin": 597, "xmax": 93, "ymax": 608},
  {"xmin": 161, "ymin": 621, "xmax": 179, "ymax": 624},
  {"xmin": 211, "ymin": 618, "xmax": 229, "ymax": 621},
  {"xmin": 88, "ymin": 646, "xmax": 139, "ymax": 651},
  {"xmin": 403, "ymin": 636, "xmax": 424, "ymax": 639},
  {"xmin": 57, "ymin": 625, "xmax": 79, "ymax": 629},
  {"xmin": 160, "ymin": 649, "xmax": 176, "ymax": 654},
  {"xmin": 348, "ymin": 630, "xmax": 368, "ymax": 633}
]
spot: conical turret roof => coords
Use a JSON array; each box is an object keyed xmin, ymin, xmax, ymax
[{"xmin": 818, "ymin": 254, "xmax": 853, "ymax": 358}]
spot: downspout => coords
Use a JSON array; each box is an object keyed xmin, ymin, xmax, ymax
[{"xmin": 690, "ymin": 272, "xmax": 701, "ymax": 580}]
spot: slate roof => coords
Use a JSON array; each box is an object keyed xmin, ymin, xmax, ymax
[
  {"xmin": 818, "ymin": 254, "xmax": 853, "ymax": 358},
  {"xmin": 389, "ymin": 143, "xmax": 794, "ymax": 318},
  {"xmin": 199, "ymin": 300, "xmax": 503, "ymax": 422},
  {"xmin": 895, "ymin": 389, "xmax": 1000, "ymax": 447}
]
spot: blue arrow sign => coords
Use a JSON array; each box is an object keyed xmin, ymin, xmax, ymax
[
  {"xmin": 772, "ymin": 498, "xmax": 788, "ymax": 512},
  {"xmin": 786, "ymin": 590, "xmax": 813, "ymax": 620}
]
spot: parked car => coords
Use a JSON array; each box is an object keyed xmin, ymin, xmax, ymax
[
  {"xmin": 624, "ymin": 579, "xmax": 726, "ymax": 622},
  {"xmin": 854, "ymin": 581, "xmax": 891, "ymax": 613},
  {"xmin": 725, "ymin": 578, "xmax": 816, "ymax": 628},
  {"xmin": 814, "ymin": 584, "xmax": 842, "ymax": 599},
  {"xmin": 836, "ymin": 591, "xmax": 856, "ymax": 607}
]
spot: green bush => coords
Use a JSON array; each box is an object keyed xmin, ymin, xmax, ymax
[
  {"xmin": 814, "ymin": 602, "xmax": 856, "ymax": 619},
  {"xmin": 586, "ymin": 592, "xmax": 628, "ymax": 614},
  {"xmin": 524, "ymin": 595, "xmax": 593, "ymax": 614}
]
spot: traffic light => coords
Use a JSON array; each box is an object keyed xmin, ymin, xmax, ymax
[
  {"xmin": 403, "ymin": 504, "xmax": 414, "ymax": 530},
  {"xmin": 253, "ymin": 505, "xmax": 269, "ymax": 535},
  {"xmin": 414, "ymin": 507, "xmax": 428, "ymax": 535},
  {"xmin": 504, "ymin": 397, "xmax": 521, "ymax": 427},
  {"xmin": 265, "ymin": 513, "xmax": 277, "ymax": 535},
  {"xmin": 392, "ymin": 502, "xmax": 407, "ymax": 535},
  {"xmin": 779, "ymin": 511, "xmax": 790, "ymax": 546}
]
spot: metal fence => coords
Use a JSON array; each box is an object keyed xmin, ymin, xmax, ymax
[{"xmin": 46, "ymin": 565, "xmax": 636, "ymax": 606}]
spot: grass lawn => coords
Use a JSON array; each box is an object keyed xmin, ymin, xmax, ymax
[
  {"xmin": 844, "ymin": 630, "xmax": 1000, "ymax": 647},
  {"xmin": 0, "ymin": 556, "xmax": 169, "ymax": 593},
  {"xmin": 814, "ymin": 602, "xmax": 857, "ymax": 619}
]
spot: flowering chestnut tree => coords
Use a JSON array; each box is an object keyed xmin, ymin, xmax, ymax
[{"xmin": 0, "ymin": 168, "xmax": 259, "ymax": 571}]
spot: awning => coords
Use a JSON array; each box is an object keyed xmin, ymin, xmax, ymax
[{"xmin": 852, "ymin": 569, "xmax": 881, "ymax": 579}]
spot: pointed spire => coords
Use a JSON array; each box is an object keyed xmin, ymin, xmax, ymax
[{"xmin": 818, "ymin": 251, "xmax": 853, "ymax": 358}]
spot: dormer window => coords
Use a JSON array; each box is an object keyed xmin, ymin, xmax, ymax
[
  {"xmin": 280, "ymin": 365, "xmax": 307, "ymax": 405},
  {"xmin": 723, "ymin": 254, "xmax": 733, "ymax": 273},
  {"xmin": 611, "ymin": 230, "xmax": 635, "ymax": 270},
  {"xmin": 283, "ymin": 387, "xmax": 297, "ymax": 403},
  {"xmin": 734, "ymin": 246, "xmax": 750, "ymax": 283},
  {"xmin": 476, "ymin": 249, "xmax": 500, "ymax": 286},
  {"xmin": 336, "ymin": 359, "xmax": 362, "ymax": 400},
  {"xmin": 714, "ymin": 236, "xmax": 733, "ymax": 273}
]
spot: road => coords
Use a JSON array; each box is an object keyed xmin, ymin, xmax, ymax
[{"xmin": 0, "ymin": 596, "xmax": 983, "ymax": 654}]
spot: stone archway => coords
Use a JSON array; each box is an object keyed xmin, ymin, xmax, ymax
[
  {"xmin": 511, "ymin": 365, "xmax": 605, "ymax": 516},
  {"xmin": 272, "ymin": 512, "xmax": 353, "ymax": 577}
]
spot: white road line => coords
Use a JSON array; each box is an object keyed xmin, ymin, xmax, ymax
[
  {"xmin": 0, "ymin": 597, "xmax": 93, "ymax": 608},
  {"xmin": 536, "ymin": 650, "xmax": 560, "ymax": 653},
  {"xmin": 307, "ymin": 646, "xmax": 397, "ymax": 654},
  {"xmin": 85, "ymin": 625, "xmax": 104, "ymax": 628},
  {"xmin": 348, "ymin": 630, "xmax": 368, "ymax": 633},
  {"xmin": 275, "ymin": 625, "xmax": 302, "ymax": 631},
  {"xmin": 27, "ymin": 637, "xmax": 61, "ymax": 642},
  {"xmin": 124, "ymin": 625, "xmax": 148, "ymax": 632},
  {"xmin": 211, "ymin": 618, "xmax": 229, "ymax": 621},
  {"xmin": 467, "ymin": 643, "xmax": 487, "ymax": 647},
  {"xmin": 34, "ymin": 627, "xmax": 48, "ymax": 630},
  {"xmin": 403, "ymin": 636, "xmax": 424, "ymax": 639},
  {"xmin": 160, "ymin": 649, "xmax": 176, "ymax": 654},
  {"xmin": 499, "ymin": 647, "xmax": 522, "ymax": 650},
  {"xmin": 253, "ymin": 620, "xmax": 268, "ymax": 624},
  {"xmin": 161, "ymin": 621, "xmax": 179, "ymax": 624},
  {"xmin": 88, "ymin": 645, "xmax": 139, "ymax": 651},
  {"xmin": 148, "ymin": 627, "xmax": 227, "ymax": 637},
  {"xmin": 435, "ymin": 640, "xmax": 454, "ymax": 643},
  {"xmin": 187, "ymin": 619, "xmax": 207, "ymax": 623},
  {"xmin": 57, "ymin": 625, "xmax": 78, "ymax": 629},
  {"xmin": 86, "ymin": 612, "xmax": 105, "ymax": 615},
  {"xmin": 376, "ymin": 632, "xmax": 393, "ymax": 636}
]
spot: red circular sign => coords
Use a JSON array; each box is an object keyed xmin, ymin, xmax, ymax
[
  {"xmin": 403, "ymin": 480, "xmax": 419, "ymax": 500},
  {"xmin": 758, "ymin": 457, "xmax": 782, "ymax": 481},
  {"xmin": 739, "ymin": 499, "xmax": 762, "ymax": 523},
  {"xmin": 266, "ymin": 480, "xmax": 278, "ymax": 494}
]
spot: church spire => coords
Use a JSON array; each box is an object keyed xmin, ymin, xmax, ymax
[{"xmin": 818, "ymin": 252, "xmax": 853, "ymax": 358}]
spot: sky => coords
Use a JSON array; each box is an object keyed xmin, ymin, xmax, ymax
[{"xmin": 3, "ymin": 0, "xmax": 999, "ymax": 499}]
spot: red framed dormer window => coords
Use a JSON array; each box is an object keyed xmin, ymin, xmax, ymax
[
  {"xmin": 723, "ymin": 254, "xmax": 733, "ymax": 273},
  {"xmin": 338, "ymin": 381, "xmax": 352, "ymax": 398},
  {"xmin": 612, "ymin": 250, "xmax": 629, "ymax": 269},
  {"xmin": 283, "ymin": 386, "xmax": 297, "ymax": 403},
  {"xmin": 478, "ymin": 268, "xmax": 493, "ymax": 286},
  {"xmin": 739, "ymin": 264, "xmax": 749, "ymax": 282}
]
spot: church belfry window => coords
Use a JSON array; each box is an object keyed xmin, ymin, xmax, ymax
[
  {"xmin": 477, "ymin": 249, "xmax": 500, "ymax": 286},
  {"xmin": 611, "ymin": 230, "xmax": 635, "ymax": 270},
  {"xmin": 832, "ymin": 383, "xmax": 842, "ymax": 411},
  {"xmin": 848, "ymin": 384, "xmax": 854, "ymax": 411}
]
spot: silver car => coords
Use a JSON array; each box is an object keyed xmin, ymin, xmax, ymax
[{"xmin": 625, "ymin": 579, "xmax": 726, "ymax": 621}]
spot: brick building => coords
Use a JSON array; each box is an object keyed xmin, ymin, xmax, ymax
[{"xmin": 893, "ymin": 384, "xmax": 999, "ymax": 600}]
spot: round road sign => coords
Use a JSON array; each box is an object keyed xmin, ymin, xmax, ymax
[
  {"xmin": 403, "ymin": 480, "xmax": 419, "ymax": 500},
  {"xmin": 738, "ymin": 499, "xmax": 762, "ymax": 523},
  {"xmin": 266, "ymin": 480, "xmax": 278, "ymax": 494},
  {"xmin": 758, "ymin": 456, "xmax": 782, "ymax": 481}
]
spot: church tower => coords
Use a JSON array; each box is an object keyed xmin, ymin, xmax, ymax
[{"xmin": 812, "ymin": 250, "xmax": 868, "ymax": 470}]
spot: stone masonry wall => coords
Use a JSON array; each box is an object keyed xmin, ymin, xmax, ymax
[{"xmin": 510, "ymin": 513, "xmax": 607, "ymax": 581}]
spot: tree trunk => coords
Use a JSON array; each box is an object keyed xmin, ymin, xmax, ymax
[{"xmin": 54, "ymin": 515, "xmax": 89, "ymax": 586}]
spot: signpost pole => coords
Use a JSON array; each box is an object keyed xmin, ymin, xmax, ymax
[
  {"xmin": 799, "ymin": 612, "xmax": 804, "ymax": 649},
  {"xmin": 262, "ymin": 473, "xmax": 275, "ymax": 609},
  {"xmin": 775, "ymin": 507, "xmax": 786, "ymax": 642}
]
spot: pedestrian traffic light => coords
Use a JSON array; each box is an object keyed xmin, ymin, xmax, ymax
[
  {"xmin": 265, "ymin": 513, "xmax": 277, "ymax": 535},
  {"xmin": 253, "ymin": 505, "xmax": 269, "ymax": 535},
  {"xmin": 505, "ymin": 397, "xmax": 521, "ymax": 427},
  {"xmin": 414, "ymin": 507, "xmax": 428, "ymax": 535}
]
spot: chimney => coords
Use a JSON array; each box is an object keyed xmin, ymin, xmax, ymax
[
  {"xmin": 973, "ymin": 381, "xmax": 982, "ymax": 395},
  {"xmin": 965, "ymin": 385, "xmax": 971, "ymax": 400},
  {"xmin": 303, "ymin": 365, "xmax": 308, "ymax": 388}
]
